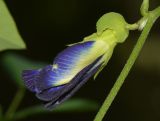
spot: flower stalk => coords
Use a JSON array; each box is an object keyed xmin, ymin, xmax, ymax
[
  {"xmin": 141, "ymin": 0, "xmax": 149, "ymax": 16},
  {"xmin": 5, "ymin": 87, "xmax": 25, "ymax": 120}
]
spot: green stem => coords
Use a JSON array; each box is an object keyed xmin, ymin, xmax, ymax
[
  {"xmin": 5, "ymin": 87, "xmax": 25, "ymax": 120},
  {"xmin": 126, "ymin": 23, "xmax": 139, "ymax": 30},
  {"xmin": 141, "ymin": 0, "xmax": 149, "ymax": 16},
  {"xmin": 93, "ymin": 6, "xmax": 160, "ymax": 121}
]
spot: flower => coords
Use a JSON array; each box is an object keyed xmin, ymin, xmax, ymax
[
  {"xmin": 22, "ymin": 12, "xmax": 130, "ymax": 109},
  {"xmin": 22, "ymin": 40, "xmax": 109, "ymax": 109}
]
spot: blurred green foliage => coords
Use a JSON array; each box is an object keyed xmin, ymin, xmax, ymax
[
  {"xmin": 14, "ymin": 98, "xmax": 99, "ymax": 120},
  {"xmin": 0, "ymin": 105, "xmax": 2, "ymax": 117},
  {"xmin": 2, "ymin": 53, "xmax": 45, "ymax": 87}
]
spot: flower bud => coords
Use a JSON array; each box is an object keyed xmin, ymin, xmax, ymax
[{"xmin": 96, "ymin": 12, "xmax": 129, "ymax": 43}]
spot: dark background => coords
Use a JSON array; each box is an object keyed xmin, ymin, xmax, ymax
[{"xmin": 0, "ymin": 0, "xmax": 160, "ymax": 121}]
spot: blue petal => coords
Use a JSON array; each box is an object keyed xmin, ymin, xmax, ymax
[
  {"xmin": 22, "ymin": 40, "xmax": 106, "ymax": 109},
  {"xmin": 35, "ymin": 65, "xmax": 60, "ymax": 93},
  {"xmin": 36, "ymin": 85, "xmax": 65, "ymax": 101},
  {"xmin": 23, "ymin": 41, "xmax": 97, "ymax": 93},
  {"xmin": 22, "ymin": 70, "xmax": 40, "ymax": 92},
  {"xmin": 22, "ymin": 65, "xmax": 55, "ymax": 93},
  {"xmin": 53, "ymin": 41, "xmax": 95, "ymax": 72},
  {"xmin": 43, "ymin": 55, "xmax": 103, "ymax": 109}
]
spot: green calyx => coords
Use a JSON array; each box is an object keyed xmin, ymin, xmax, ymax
[{"xmin": 96, "ymin": 12, "xmax": 129, "ymax": 43}]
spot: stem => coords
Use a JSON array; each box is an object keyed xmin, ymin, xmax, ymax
[
  {"xmin": 5, "ymin": 87, "xmax": 25, "ymax": 120},
  {"xmin": 126, "ymin": 23, "xmax": 139, "ymax": 30},
  {"xmin": 93, "ymin": 6, "xmax": 160, "ymax": 121},
  {"xmin": 141, "ymin": 0, "xmax": 149, "ymax": 16}
]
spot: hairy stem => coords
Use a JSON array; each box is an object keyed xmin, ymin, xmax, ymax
[
  {"xmin": 93, "ymin": 5, "xmax": 160, "ymax": 121},
  {"xmin": 5, "ymin": 87, "xmax": 25, "ymax": 120}
]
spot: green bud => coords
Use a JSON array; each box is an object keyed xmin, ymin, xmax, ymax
[{"xmin": 96, "ymin": 12, "xmax": 129, "ymax": 43}]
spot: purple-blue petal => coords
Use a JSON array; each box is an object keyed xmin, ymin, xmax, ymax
[
  {"xmin": 53, "ymin": 41, "xmax": 95, "ymax": 70},
  {"xmin": 36, "ymin": 85, "xmax": 65, "ymax": 101},
  {"xmin": 22, "ymin": 70, "xmax": 40, "ymax": 92},
  {"xmin": 23, "ymin": 41, "xmax": 97, "ymax": 93},
  {"xmin": 43, "ymin": 55, "xmax": 103, "ymax": 109},
  {"xmin": 22, "ymin": 40, "xmax": 105, "ymax": 109}
]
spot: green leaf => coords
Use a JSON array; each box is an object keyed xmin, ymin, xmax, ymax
[
  {"xmin": 54, "ymin": 98, "xmax": 99, "ymax": 112},
  {"xmin": 13, "ymin": 98, "xmax": 99, "ymax": 120},
  {"xmin": 0, "ymin": 0, "xmax": 26, "ymax": 51},
  {"xmin": 1, "ymin": 53, "xmax": 46, "ymax": 87}
]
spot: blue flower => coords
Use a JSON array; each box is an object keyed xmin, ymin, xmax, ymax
[
  {"xmin": 22, "ymin": 40, "xmax": 109, "ymax": 109},
  {"xmin": 22, "ymin": 12, "xmax": 130, "ymax": 109}
]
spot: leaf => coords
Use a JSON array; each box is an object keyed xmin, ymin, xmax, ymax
[
  {"xmin": 13, "ymin": 98, "xmax": 99, "ymax": 120},
  {"xmin": 1, "ymin": 52, "xmax": 46, "ymax": 87},
  {"xmin": 54, "ymin": 98, "xmax": 99, "ymax": 112},
  {"xmin": 0, "ymin": 0, "xmax": 26, "ymax": 51}
]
